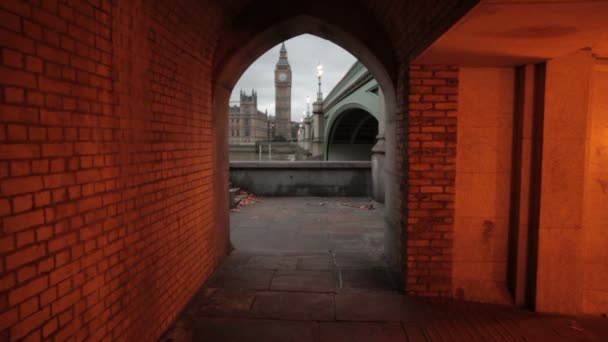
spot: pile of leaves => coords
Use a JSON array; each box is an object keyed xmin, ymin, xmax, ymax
[
  {"xmin": 239, "ymin": 190, "xmax": 260, "ymax": 206},
  {"xmin": 231, "ymin": 190, "xmax": 262, "ymax": 211}
]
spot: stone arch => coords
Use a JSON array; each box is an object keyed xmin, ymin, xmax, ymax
[
  {"xmin": 325, "ymin": 107, "xmax": 379, "ymax": 160},
  {"xmin": 211, "ymin": 14, "xmax": 402, "ymax": 283},
  {"xmin": 325, "ymin": 102, "xmax": 379, "ymax": 137}
]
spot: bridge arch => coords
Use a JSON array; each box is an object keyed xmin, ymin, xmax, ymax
[{"xmin": 325, "ymin": 107, "xmax": 379, "ymax": 161}]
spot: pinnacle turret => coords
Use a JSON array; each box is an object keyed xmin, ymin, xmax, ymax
[{"xmin": 277, "ymin": 42, "xmax": 289, "ymax": 66}]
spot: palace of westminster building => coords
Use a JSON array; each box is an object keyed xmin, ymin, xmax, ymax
[{"xmin": 229, "ymin": 43, "xmax": 295, "ymax": 144}]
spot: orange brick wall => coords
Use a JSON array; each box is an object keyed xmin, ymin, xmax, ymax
[
  {"xmin": 405, "ymin": 64, "xmax": 458, "ymax": 298},
  {"xmin": 0, "ymin": 0, "xmax": 472, "ymax": 339},
  {"xmin": 0, "ymin": 1, "xmax": 226, "ymax": 340}
]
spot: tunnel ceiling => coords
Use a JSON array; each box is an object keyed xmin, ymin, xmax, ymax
[{"xmin": 415, "ymin": 0, "xmax": 608, "ymax": 65}]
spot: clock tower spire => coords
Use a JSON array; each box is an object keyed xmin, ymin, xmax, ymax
[{"xmin": 275, "ymin": 42, "xmax": 292, "ymax": 141}]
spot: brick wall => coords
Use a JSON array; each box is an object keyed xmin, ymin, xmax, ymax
[
  {"xmin": 405, "ymin": 64, "xmax": 458, "ymax": 298},
  {"xmin": 0, "ymin": 1, "xmax": 226, "ymax": 340},
  {"xmin": 0, "ymin": 0, "xmax": 470, "ymax": 339}
]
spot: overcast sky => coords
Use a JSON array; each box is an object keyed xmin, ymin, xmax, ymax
[{"xmin": 230, "ymin": 34, "xmax": 357, "ymax": 122}]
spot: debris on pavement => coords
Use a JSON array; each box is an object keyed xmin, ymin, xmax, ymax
[
  {"xmin": 339, "ymin": 201, "xmax": 375, "ymax": 210},
  {"xmin": 231, "ymin": 190, "xmax": 262, "ymax": 211},
  {"xmin": 306, "ymin": 202, "xmax": 326, "ymax": 206},
  {"xmin": 568, "ymin": 321, "xmax": 585, "ymax": 333}
]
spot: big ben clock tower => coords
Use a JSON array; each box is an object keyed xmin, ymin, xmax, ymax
[{"xmin": 274, "ymin": 42, "xmax": 292, "ymax": 140}]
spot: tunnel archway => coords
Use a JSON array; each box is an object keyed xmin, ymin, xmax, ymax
[
  {"xmin": 212, "ymin": 15, "xmax": 403, "ymax": 284},
  {"xmin": 326, "ymin": 108, "xmax": 379, "ymax": 161}
]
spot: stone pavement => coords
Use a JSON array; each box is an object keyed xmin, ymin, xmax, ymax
[{"xmin": 161, "ymin": 197, "xmax": 608, "ymax": 341}]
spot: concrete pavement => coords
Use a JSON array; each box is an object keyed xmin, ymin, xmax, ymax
[{"xmin": 161, "ymin": 198, "xmax": 608, "ymax": 341}]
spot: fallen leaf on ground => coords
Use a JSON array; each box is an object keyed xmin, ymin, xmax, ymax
[{"xmin": 236, "ymin": 190, "xmax": 262, "ymax": 208}]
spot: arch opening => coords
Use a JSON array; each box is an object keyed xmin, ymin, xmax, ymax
[
  {"xmin": 327, "ymin": 108, "xmax": 379, "ymax": 161},
  {"xmin": 213, "ymin": 16, "xmax": 403, "ymax": 287}
]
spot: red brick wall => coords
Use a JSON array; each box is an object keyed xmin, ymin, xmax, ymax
[
  {"xmin": 0, "ymin": 1, "xmax": 226, "ymax": 340},
  {"xmin": 0, "ymin": 0, "xmax": 468, "ymax": 339},
  {"xmin": 405, "ymin": 64, "xmax": 458, "ymax": 298}
]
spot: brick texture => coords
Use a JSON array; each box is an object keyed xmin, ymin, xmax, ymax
[
  {"xmin": 405, "ymin": 65, "xmax": 458, "ymax": 298},
  {"xmin": 0, "ymin": 0, "xmax": 225, "ymax": 340},
  {"xmin": 0, "ymin": 0, "xmax": 472, "ymax": 340}
]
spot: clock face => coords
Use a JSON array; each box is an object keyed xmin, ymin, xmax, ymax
[{"xmin": 278, "ymin": 72, "xmax": 287, "ymax": 81}]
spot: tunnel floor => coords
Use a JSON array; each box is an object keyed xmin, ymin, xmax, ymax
[{"xmin": 161, "ymin": 197, "xmax": 608, "ymax": 341}]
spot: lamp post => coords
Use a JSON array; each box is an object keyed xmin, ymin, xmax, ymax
[
  {"xmin": 306, "ymin": 96, "xmax": 311, "ymax": 117},
  {"xmin": 311, "ymin": 63, "xmax": 325, "ymax": 158},
  {"xmin": 316, "ymin": 63, "xmax": 323, "ymax": 102}
]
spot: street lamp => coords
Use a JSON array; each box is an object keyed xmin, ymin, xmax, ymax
[
  {"xmin": 316, "ymin": 63, "xmax": 323, "ymax": 101},
  {"xmin": 306, "ymin": 96, "xmax": 310, "ymax": 116}
]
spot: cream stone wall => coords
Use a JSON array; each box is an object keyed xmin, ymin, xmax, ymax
[
  {"xmin": 537, "ymin": 50, "xmax": 593, "ymax": 314},
  {"xmin": 452, "ymin": 52, "xmax": 608, "ymax": 315},
  {"xmin": 537, "ymin": 50, "xmax": 608, "ymax": 316},
  {"xmin": 581, "ymin": 59, "xmax": 608, "ymax": 315},
  {"xmin": 453, "ymin": 67, "xmax": 515, "ymax": 304}
]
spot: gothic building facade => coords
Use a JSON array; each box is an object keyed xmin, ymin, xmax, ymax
[
  {"xmin": 228, "ymin": 90, "xmax": 273, "ymax": 144},
  {"xmin": 229, "ymin": 43, "xmax": 295, "ymax": 145}
]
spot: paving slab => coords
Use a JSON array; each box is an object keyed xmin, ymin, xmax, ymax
[
  {"xmin": 193, "ymin": 318, "xmax": 319, "ymax": 342},
  {"xmin": 401, "ymin": 324, "xmax": 427, "ymax": 342},
  {"xmin": 319, "ymin": 322, "xmax": 406, "ymax": 342},
  {"xmin": 161, "ymin": 197, "xmax": 608, "ymax": 342},
  {"xmin": 297, "ymin": 254, "xmax": 335, "ymax": 271},
  {"xmin": 338, "ymin": 269, "xmax": 395, "ymax": 291},
  {"xmin": 240, "ymin": 255, "xmax": 298, "ymax": 270},
  {"xmin": 335, "ymin": 292, "xmax": 430, "ymax": 322},
  {"xmin": 189, "ymin": 288, "xmax": 256, "ymax": 318},
  {"xmin": 231, "ymin": 197, "xmax": 383, "ymax": 254},
  {"xmin": 206, "ymin": 269, "xmax": 274, "ymax": 290},
  {"xmin": 334, "ymin": 252, "xmax": 386, "ymax": 269},
  {"xmin": 251, "ymin": 291, "xmax": 335, "ymax": 321},
  {"xmin": 270, "ymin": 269, "xmax": 336, "ymax": 292}
]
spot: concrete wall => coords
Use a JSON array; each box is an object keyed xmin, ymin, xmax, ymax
[
  {"xmin": 230, "ymin": 161, "xmax": 372, "ymax": 197},
  {"xmin": 453, "ymin": 67, "xmax": 515, "ymax": 304},
  {"xmin": 230, "ymin": 143, "xmax": 309, "ymax": 161},
  {"xmin": 452, "ymin": 55, "xmax": 608, "ymax": 315},
  {"xmin": 537, "ymin": 50, "xmax": 608, "ymax": 315},
  {"xmin": 536, "ymin": 51, "xmax": 591, "ymax": 314},
  {"xmin": 582, "ymin": 58, "xmax": 608, "ymax": 315}
]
